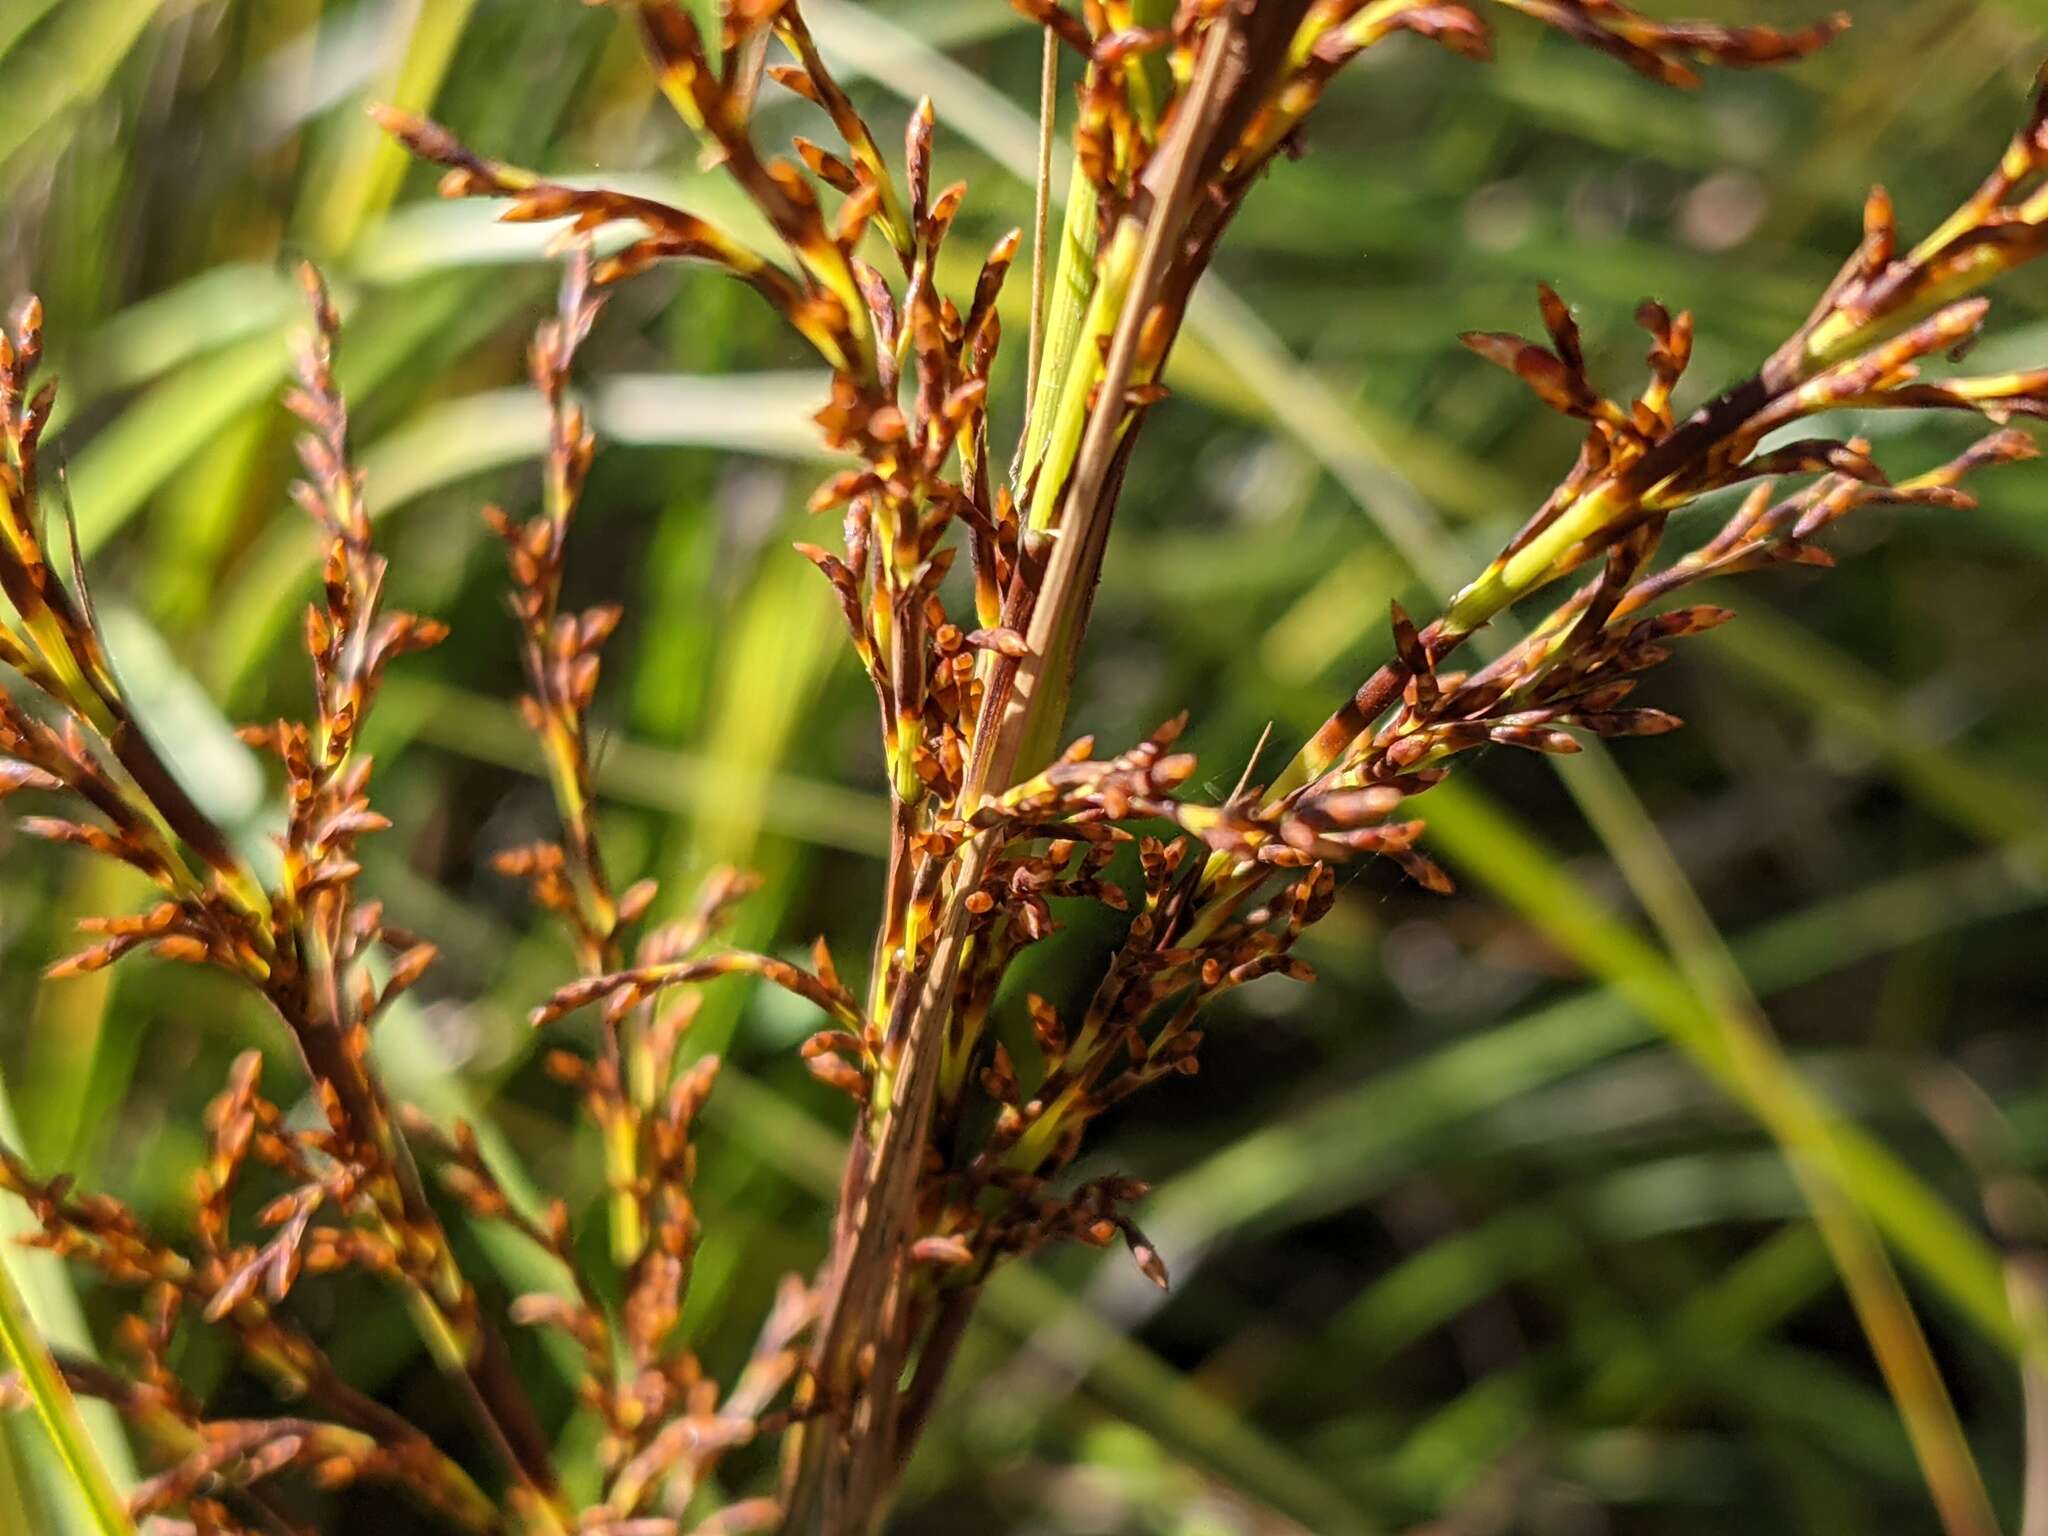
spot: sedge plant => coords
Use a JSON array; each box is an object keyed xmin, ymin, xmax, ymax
[{"xmin": 1, "ymin": 3, "xmax": 2047, "ymax": 1535}]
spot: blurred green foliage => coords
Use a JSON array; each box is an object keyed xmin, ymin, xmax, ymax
[{"xmin": 2, "ymin": 1, "xmax": 2047, "ymax": 1531}]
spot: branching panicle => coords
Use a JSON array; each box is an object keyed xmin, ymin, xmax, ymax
[
  {"xmin": 369, "ymin": 15, "xmax": 2048, "ymax": 1525},
  {"xmin": 4, "ymin": 5, "xmax": 2046, "ymax": 1536},
  {"xmin": 2, "ymin": 270, "xmax": 566, "ymax": 1531}
]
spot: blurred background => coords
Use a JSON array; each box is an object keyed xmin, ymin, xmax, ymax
[{"xmin": 2, "ymin": 1, "xmax": 2047, "ymax": 1531}]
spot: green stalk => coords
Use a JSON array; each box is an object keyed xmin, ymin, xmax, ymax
[
  {"xmin": 1552, "ymin": 746, "xmax": 2002, "ymax": 1536},
  {"xmin": 1418, "ymin": 778, "xmax": 2023, "ymax": 1352},
  {"xmin": 304, "ymin": 0, "xmax": 482, "ymax": 254},
  {"xmin": 0, "ymin": 1249, "xmax": 133, "ymax": 1536},
  {"xmin": 1016, "ymin": 0, "xmax": 1177, "ymax": 493},
  {"xmin": 1016, "ymin": 166, "xmax": 1101, "ymax": 492},
  {"xmin": 605, "ymin": 1110, "xmax": 645, "ymax": 1268}
]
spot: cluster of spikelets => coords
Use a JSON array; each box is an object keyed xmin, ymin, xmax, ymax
[
  {"xmin": 387, "ymin": 3, "xmax": 2048, "ymax": 1525},
  {"xmin": 0, "ymin": 262, "xmax": 816, "ymax": 1534},
  {"xmin": 1, "ymin": 1, "xmax": 2047, "ymax": 1533}
]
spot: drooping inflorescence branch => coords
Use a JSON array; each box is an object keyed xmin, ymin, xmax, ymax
[{"xmin": 1278, "ymin": 69, "xmax": 2048, "ymax": 799}]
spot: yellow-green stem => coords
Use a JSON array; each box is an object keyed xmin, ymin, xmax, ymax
[
  {"xmin": 0, "ymin": 1245, "xmax": 133, "ymax": 1536},
  {"xmin": 1017, "ymin": 172, "xmax": 1102, "ymax": 491},
  {"xmin": 1026, "ymin": 218, "xmax": 1140, "ymax": 532}
]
